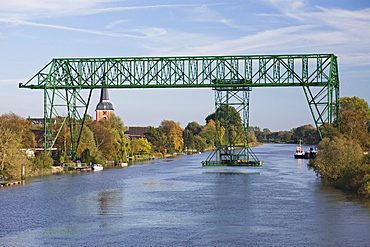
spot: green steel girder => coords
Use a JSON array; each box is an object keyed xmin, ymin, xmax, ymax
[
  {"xmin": 20, "ymin": 54, "xmax": 337, "ymax": 89},
  {"xmin": 19, "ymin": 54, "xmax": 340, "ymax": 160}
]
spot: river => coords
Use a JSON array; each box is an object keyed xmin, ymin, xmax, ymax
[{"xmin": 1, "ymin": 143, "xmax": 370, "ymax": 246}]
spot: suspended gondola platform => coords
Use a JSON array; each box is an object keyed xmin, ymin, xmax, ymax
[
  {"xmin": 202, "ymin": 160, "xmax": 263, "ymax": 167},
  {"xmin": 202, "ymin": 145, "xmax": 263, "ymax": 167}
]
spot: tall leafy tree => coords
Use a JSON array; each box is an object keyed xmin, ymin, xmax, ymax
[
  {"xmin": 194, "ymin": 135, "xmax": 207, "ymax": 152},
  {"xmin": 160, "ymin": 120, "xmax": 183, "ymax": 153},
  {"xmin": 340, "ymin": 96, "xmax": 370, "ymax": 123},
  {"xmin": 109, "ymin": 115, "xmax": 130, "ymax": 162},
  {"xmin": 130, "ymin": 138, "xmax": 151, "ymax": 156},
  {"xmin": 339, "ymin": 97, "xmax": 370, "ymax": 149},
  {"xmin": 88, "ymin": 119, "xmax": 115, "ymax": 161},
  {"xmin": 183, "ymin": 129, "xmax": 195, "ymax": 150},
  {"xmin": 0, "ymin": 113, "xmax": 36, "ymax": 148},
  {"xmin": 0, "ymin": 113, "xmax": 34, "ymax": 179},
  {"xmin": 206, "ymin": 105, "xmax": 244, "ymax": 145},
  {"xmin": 199, "ymin": 119, "xmax": 217, "ymax": 147},
  {"xmin": 292, "ymin": 124, "xmax": 320, "ymax": 144},
  {"xmin": 185, "ymin": 121, "xmax": 202, "ymax": 135},
  {"xmin": 78, "ymin": 125, "xmax": 100, "ymax": 159}
]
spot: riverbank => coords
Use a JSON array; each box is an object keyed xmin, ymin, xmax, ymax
[{"xmin": 0, "ymin": 180, "xmax": 22, "ymax": 187}]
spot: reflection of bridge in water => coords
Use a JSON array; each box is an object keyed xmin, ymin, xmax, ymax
[{"xmin": 19, "ymin": 54, "xmax": 340, "ymax": 165}]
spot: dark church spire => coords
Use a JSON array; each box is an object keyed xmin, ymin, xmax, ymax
[{"xmin": 95, "ymin": 79, "xmax": 114, "ymax": 120}]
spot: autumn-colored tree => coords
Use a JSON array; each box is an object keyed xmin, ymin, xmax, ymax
[
  {"xmin": 160, "ymin": 120, "xmax": 183, "ymax": 153},
  {"xmin": 0, "ymin": 113, "xmax": 34, "ymax": 179},
  {"xmin": 0, "ymin": 113, "xmax": 36, "ymax": 148},
  {"xmin": 340, "ymin": 96, "xmax": 370, "ymax": 123},
  {"xmin": 308, "ymin": 137, "xmax": 363, "ymax": 181},
  {"xmin": 340, "ymin": 108, "xmax": 370, "ymax": 149},
  {"xmin": 338, "ymin": 97, "xmax": 370, "ymax": 150}
]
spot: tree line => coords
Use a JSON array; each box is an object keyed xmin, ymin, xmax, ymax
[
  {"xmin": 0, "ymin": 104, "xmax": 324, "ymax": 179},
  {"xmin": 0, "ymin": 105, "xmax": 257, "ymax": 179},
  {"xmin": 249, "ymin": 124, "xmax": 320, "ymax": 145}
]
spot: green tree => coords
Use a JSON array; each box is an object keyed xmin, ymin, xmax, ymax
[
  {"xmin": 340, "ymin": 108, "xmax": 370, "ymax": 149},
  {"xmin": 59, "ymin": 152, "xmax": 68, "ymax": 163},
  {"xmin": 292, "ymin": 124, "xmax": 320, "ymax": 144},
  {"xmin": 145, "ymin": 126, "xmax": 167, "ymax": 153},
  {"xmin": 109, "ymin": 115, "xmax": 130, "ymax": 162},
  {"xmin": 185, "ymin": 121, "xmax": 202, "ymax": 135},
  {"xmin": 340, "ymin": 96, "xmax": 370, "ymax": 123},
  {"xmin": 194, "ymin": 135, "xmax": 207, "ymax": 152},
  {"xmin": 199, "ymin": 119, "xmax": 217, "ymax": 147},
  {"xmin": 130, "ymin": 138, "xmax": 151, "ymax": 156},
  {"xmin": 308, "ymin": 137, "xmax": 363, "ymax": 181},
  {"xmin": 309, "ymin": 97, "xmax": 370, "ymax": 197},
  {"xmin": 80, "ymin": 148, "xmax": 93, "ymax": 164},
  {"xmin": 32, "ymin": 152, "xmax": 54, "ymax": 171},
  {"xmin": 183, "ymin": 129, "xmax": 195, "ymax": 151},
  {"xmin": 88, "ymin": 119, "xmax": 115, "ymax": 161},
  {"xmin": 247, "ymin": 130, "xmax": 258, "ymax": 143},
  {"xmin": 78, "ymin": 125, "xmax": 100, "ymax": 159},
  {"xmin": 206, "ymin": 105, "xmax": 244, "ymax": 145}
]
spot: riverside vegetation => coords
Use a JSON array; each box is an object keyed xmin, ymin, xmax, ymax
[
  {"xmin": 308, "ymin": 96, "xmax": 370, "ymax": 197},
  {"xmin": 1, "ymin": 97, "xmax": 369, "ymax": 197}
]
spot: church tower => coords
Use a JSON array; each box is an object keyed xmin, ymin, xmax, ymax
[{"xmin": 95, "ymin": 87, "xmax": 114, "ymax": 121}]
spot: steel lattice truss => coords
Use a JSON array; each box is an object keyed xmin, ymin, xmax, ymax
[{"xmin": 20, "ymin": 54, "xmax": 340, "ymax": 162}]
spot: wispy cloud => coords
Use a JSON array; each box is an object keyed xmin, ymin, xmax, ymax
[
  {"xmin": 0, "ymin": 1, "xmax": 220, "ymax": 40},
  {"xmin": 0, "ymin": 18, "xmax": 145, "ymax": 38},
  {"xmin": 0, "ymin": 1, "xmax": 219, "ymax": 20},
  {"xmin": 146, "ymin": 2, "xmax": 370, "ymax": 67},
  {"xmin": 186, "ymin": 4, "xmax": 231, "ymax": 24}
]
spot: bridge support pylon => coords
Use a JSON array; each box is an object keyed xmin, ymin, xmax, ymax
[{"xmin": 202, "ymin": 83, "xmax": 262, "ymax": 166}]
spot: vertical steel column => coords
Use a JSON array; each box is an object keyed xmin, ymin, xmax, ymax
[{"xmin": 203, "ymin": 85, "xmax": 261, "ymax": 166}]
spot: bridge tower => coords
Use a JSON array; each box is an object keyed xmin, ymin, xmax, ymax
[{"xmin": 203, "ymin": 83, "xmax": 261, "ymax": 166}]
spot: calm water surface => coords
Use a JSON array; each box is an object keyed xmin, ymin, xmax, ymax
[{"xmin": 1, "ymin": 143, "xmax": 370, "ymax": 246}]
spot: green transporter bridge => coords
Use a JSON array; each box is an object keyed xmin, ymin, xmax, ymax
[{"xmin": 19, "ymin": 54, "xmax": 340, "ymax": 166}]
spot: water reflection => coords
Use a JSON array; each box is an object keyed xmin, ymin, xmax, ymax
[{"xmin": 96, "ymin": 190, "xmax": 124, "ymax": 216}]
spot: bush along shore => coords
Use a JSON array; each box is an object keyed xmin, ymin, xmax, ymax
[{"xmin": 308, "ymin": 96, "xmax": 370, "ymax": 197}]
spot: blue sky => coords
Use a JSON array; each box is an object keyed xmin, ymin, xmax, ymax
[{"xmin": 0, "ymin": 0, "xmax": 369, "ymax": 131}]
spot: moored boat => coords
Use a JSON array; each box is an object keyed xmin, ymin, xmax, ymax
[
  {"xmin": 294, "ymin": 142, "xmax": 306, "ymax": 159},
  {"xmin": 117, "ymin": 162, "xmax": 128, "ymax": 167},
  {"xmin": 294, "ymin": 141, "xmax": 317, "ymax": 159},
  {"xmin": 92, "ymin": 164, "xmax": 104, "ymax": 171}
]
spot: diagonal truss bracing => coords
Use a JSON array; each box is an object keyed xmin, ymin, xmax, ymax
[{"xmin": 19, "ymin": 54, "xmax": 340, "ymax": 160}]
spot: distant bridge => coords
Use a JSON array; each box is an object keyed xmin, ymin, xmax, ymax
[{"xmin": 20, "ymin": 54, "xmax": 340, "ymax": 165}]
